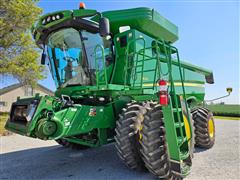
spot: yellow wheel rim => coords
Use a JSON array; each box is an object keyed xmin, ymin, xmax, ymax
[
  {"xmin": 208, "ymin": 118, "xmax": 214, "ymax": 138},
  {"xmin": 183, "ymin": 115, "xmax": 191, "ymax": 141},
  {"xmin": 139, "ymin": 124, "xmax": 143, "ymax": 141}
]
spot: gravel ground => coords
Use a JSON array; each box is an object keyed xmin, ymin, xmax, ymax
[{"xmin": 0, "ymin": 119, "xmax": 239, "ymax": 180}]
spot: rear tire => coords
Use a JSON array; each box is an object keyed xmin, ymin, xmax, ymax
[
  {"xmin": 55, "ymin": 139, "xmax": 89, "ymax": 149},
  {"xmin": 140, "ymin": 103, "xmax": 182, "ymax": 179},
  {"xmin": 115, "ymin": 101, "xmax": 147, "ymax": 170},
  {"xmin": 191, "ymin": 107, "xmax": 215, "ymax": 149}
]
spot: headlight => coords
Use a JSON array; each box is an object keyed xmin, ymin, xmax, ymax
[
  {"xmin": 47, "ymin": 16, "xmax": 51, "ymax": 22},
  {"xmin": 41, "ymin": 13, "xmax": 63, "ymax": 25},
  {"xmin": 10, "ymin": 100, "xmax": 38, "ymax": 124},
  {"xmin": 56, "ymin": 15, "xmax": 60, "ymax": 19}
]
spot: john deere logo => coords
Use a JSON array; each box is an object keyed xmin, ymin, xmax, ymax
[{"xmin": 89, "ymin": 108, "xmax": 97, "ymax": 116}]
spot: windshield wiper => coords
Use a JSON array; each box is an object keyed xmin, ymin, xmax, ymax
[{"xmin": 66, "ymin": 84, "xmax": 82, "ymax": 87}]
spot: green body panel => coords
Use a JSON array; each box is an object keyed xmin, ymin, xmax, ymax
[
  {"xmin": 93, "ymin": 7, "xmax": 178, "ymax": 43},
  {"xmin": 51, "ymin": 104, "xmax": 115, "ymax": 137},
  {"xmin": 111, "ymin": 29, "xmax": 206, "ymax": 103},
  {"xmin": 5, "ymin": 95, "xmax": 117, "ymax": 139},
  {"xmin": 5, "ymin": 7, "xmax": 215, "ymax": 177}
]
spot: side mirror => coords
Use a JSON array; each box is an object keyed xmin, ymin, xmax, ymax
[
  {"xmin": 226, "ymin": 87, "xmax": 233, "ymax": 94},
  {"xmin": 41, "ymin": 53, "xmax": 46, "ymax": 65},
  {"xmin": 99, "ymin": 17, "xmax": 110, "ymax": 37}
]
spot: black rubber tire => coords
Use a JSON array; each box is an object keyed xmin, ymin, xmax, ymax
[
  {"xmin": 140, "ymin": 103, "xmax": 182, "ymax": 180},
  {"xmin": 191, "ymin": 107, "xmax": 215, "ymax": 149},
  {"xmin": 115, "ymin": 101, "xmax": 146, "ymax": 170},
  {"xmin": 55, "ymin": 139, "xmax": 89, "ymax": 150},
  {"xmin": 189, "ymin": 113, "xmax": 195, "ymax": 159}
]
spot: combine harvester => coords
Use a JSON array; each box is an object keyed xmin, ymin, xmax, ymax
[{"xmin": 5, "ymin": 3, "xmax": 216, "ymax": 179}]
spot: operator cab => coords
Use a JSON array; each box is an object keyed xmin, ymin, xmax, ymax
[
  {"xmin": 33, "ymin": 8, "xmax": 113, "ymax": 89},
  {"xmin": 46, "ymin": 28, "xmax": 112, "ymax": 88}
]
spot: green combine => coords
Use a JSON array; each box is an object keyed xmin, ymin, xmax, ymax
[{"xmin": 5, "ymin": 4, "xmax": 216, "ymax": 179}]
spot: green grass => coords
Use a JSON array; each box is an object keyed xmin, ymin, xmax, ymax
[
  {"xmin": 0, "ymin": 114, "xmax": 9, "ymax": 135},
  {"xmin": 207, "ymin": 104, "xmax": 240, "ymax": 114},
  {"xmin": 207, "ymin": 104, "xmax": 240, "ymax": 117},
  {"xmin": 214, "ymin": 116, "xmax": 240, "ymax": 120}
]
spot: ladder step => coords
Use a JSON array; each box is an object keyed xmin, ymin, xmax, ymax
[
  {"xmin": 173, "ymin": 108, "xmax": 182, "ymax": 112},
  {"xmin": 179, "ymin": 151, "xmax": 190, "ymax": 160},
  {"xmin": 181, "ymin": 162, "xmax": 191, "ymax": 176},
  {"xmin": 177, "ymin": 137, "xmax": 187, "ymax": 145},
  {"xmin": 175, "ymin": 122, "xmax": 184, "ymax": 128}
]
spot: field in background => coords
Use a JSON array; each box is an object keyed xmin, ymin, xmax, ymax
[
  {"xmin": 214, "ymin": 116, "xmax": 240, "ymax": 120},
  {"xmin": 207, "ymin": 104, "xmax": 240, "ymax": 117}
]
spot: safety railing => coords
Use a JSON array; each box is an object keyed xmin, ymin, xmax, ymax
[
  {"xmin": 94, "ymin": 44, "xmax": 108, "ymax": 89},
  {"xmin": 124, "ymin": 38, "xmax": 165, "ymax": 90},
  {"xmin": 161, "ymin": 40, "xmax": 192, "ymax": 146},
  {"xmin": 124, "ymin": 37, "xmax": 192, "ymax": 147}
]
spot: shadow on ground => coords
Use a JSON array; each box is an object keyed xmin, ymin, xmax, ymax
[
  {"xmin": 194, "ymin": 147, "xmax": 209, "ymax": 153},
  {"xmin": 0, "ymin": 143, "xmax": 155, "ymax": 180}
]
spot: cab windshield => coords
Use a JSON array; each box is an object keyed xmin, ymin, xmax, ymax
[{"xmin": 46, "ymin": 28, "xmax": 111, "ymax": 88}]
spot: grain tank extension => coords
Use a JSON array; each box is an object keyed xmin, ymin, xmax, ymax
[{"xmin": 5, "ymin": 5, "xmax": 216, "ymax": 179}]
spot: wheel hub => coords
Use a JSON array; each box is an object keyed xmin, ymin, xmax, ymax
[{"xmin": 208, "ymin": 118, "xmax": 214, "ymax": 138}]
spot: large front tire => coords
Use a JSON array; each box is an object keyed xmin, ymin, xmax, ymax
[
  {"xmin": 191, "ymin": 107, "xmax": 215, "ymax": 149},
  {"xmin": 140, "ymin": 104, "xmax": 182, "ymax": 179},
  {"xmin": 115, "ymin": 101, "xmax": 147, "ymax": 170}
]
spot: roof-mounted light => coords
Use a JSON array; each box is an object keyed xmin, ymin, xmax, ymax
[
  {"xmin": 79, "ymin": 2, "xmax": 86, "ymax": 9},
  {"xmin": 47, "ymin": 16, "xmax": 51, "ymax": 22},
  {"xmin": 41, "ymin": 13, "xmax": 63, "ymax": 25},
  {"xmin": 56, "ymin": 15, "xmax": 60, "ymax": 20}
]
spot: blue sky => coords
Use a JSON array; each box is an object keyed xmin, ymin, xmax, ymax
[{"xmin": 2, "ymin": 0, "xmax": 239, "ymax": 104}]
